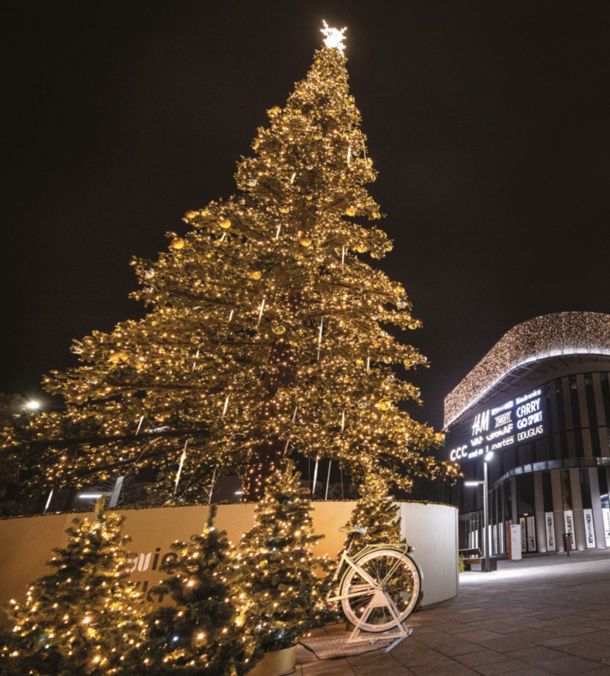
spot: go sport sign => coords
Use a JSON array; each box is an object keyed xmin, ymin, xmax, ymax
[{"xmin": 449, "ymin": 388, "xmax": 545, "ymax": 463}]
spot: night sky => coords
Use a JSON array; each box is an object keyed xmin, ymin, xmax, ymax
[{"xmin": 3, "ymin": 1, "xmax": 610, "ymax": 431}]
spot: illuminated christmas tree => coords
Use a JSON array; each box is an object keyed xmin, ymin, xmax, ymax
[
  {"xmin": 128, "ymin": 505, "xmax": 257, "ymax": 675},
  {"xmin": 1, "ymin": 499, "xmax": 147, "ymax": 675},
  {"xmin": 234, "ymin": 462, "xmax": 330, "ymax": 653},
  {"xmin": 346, "ymin": 474, "xmax": 402, "ymax": 547},
  {"xmin": 1, "ymin": 23, "xmax": 458, "ymax": 501}
]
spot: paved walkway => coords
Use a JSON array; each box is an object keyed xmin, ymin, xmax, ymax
[{"xmin": 296, "ymin": 549, "xmax": 610, "ymax": 675}]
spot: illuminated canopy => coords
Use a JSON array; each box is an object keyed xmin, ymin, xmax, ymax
[{"xmin": 444, "ymin": 312, "xmax": 610, "ymax": 427}]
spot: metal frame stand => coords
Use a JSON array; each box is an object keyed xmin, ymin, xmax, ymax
[{"xmin": 346, "ymin": 589, "xmax": 412, "ymax": 652}]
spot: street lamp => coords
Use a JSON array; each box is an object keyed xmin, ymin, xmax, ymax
[{"xmin": 465, "ymin": 451, "xmax": 495, "ymax": 572}]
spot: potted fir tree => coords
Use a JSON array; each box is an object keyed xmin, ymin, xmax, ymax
[
  {"xmin": 235, "ymin": 462, "xmax": 329, "ymax": 676},
  {"xmin": 125, "ymin": 505, "xmax": 257, "ymax": 675},
  {"xmin": 1, "ymin": 498, "xmax": 147, "ymax": 675}
]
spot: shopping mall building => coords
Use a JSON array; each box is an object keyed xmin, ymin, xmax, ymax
[{"xmin": 445, "ymin": 311, "xmax": 610, "ymax": 555}]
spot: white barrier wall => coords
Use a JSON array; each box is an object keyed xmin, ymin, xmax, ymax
[
  {"xmin": 0, "ymin": 501, "xmax": 458, "ymax": 625},
  {"xmin": 399, "ymin": 502, "xmax": 459, "ymax": 606}
]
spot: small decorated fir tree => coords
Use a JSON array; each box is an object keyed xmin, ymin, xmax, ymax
[
  {"xmin": 128, "ymin": 505, "xmax": 255, "ymax": 676},
  {"xmin": 235, "ymin": 462, "xmax": 329, "ymax": 654},
  {"xmin": 347, "ymin": 474, "xmax": 401, "ymax": 547},
  {"xmin": 345, "ymin": 475, "xmax": 424, "ymax": 612},
  {"xmin": 1, "ymin": 498, "xmax": 147, "ymax": 675}
]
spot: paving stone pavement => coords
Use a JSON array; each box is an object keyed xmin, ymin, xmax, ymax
[{"xmin": 295, "ymin": 549, "xmax": 610, "ymax": 676}]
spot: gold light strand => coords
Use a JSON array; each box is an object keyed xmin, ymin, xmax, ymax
[
  {"xmin": 174, "ymin": 440, "xmax": 189, "ymax": 496},
  {"xmin": 311, "ymin": 457, "xmax": 319, "ymax": 495},
  {"xmin": 208, "ymin": 467, "xmax": 217, "ymax": 504},
  {"xmin": 284, "ymin": 406, "xmax": 298, "ymax": 455},
  {"xmin": 317, "ymin": 318, "xmax": 324, "ymax": 360},
  {"xmin": 257, "ymin": 299, "xmax": 266, "ymax": 328}
]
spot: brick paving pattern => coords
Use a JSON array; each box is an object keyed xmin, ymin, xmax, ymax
[{"xmin": 296, "ymin": 549, "xmax": 610, "ymax": 675}]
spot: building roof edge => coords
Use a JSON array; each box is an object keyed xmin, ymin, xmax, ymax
[{"xmin": 444, "ymin": 311, "xmax": 610, "ymax": 427}]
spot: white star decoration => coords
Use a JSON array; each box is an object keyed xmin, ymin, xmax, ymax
[{"xmin": 321, "ymin": 20, "xmax": 347, "ymax": 54}]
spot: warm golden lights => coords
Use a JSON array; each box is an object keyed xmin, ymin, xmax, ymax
[{"xmin": 0, "ymin": 22, "xmax": 457, "ymax": 508}]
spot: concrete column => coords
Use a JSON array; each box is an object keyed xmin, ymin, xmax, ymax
[
  {"xmin": 593, "ymin": 373, "xmax": 606, "ymax": 426},
  {"xmin": 600, "ymin": 428, "xmax": 610, "ymax": 457},
  {"xmin": 562, "ymin": 377, "xmax": 574, "ymax": 431},
  {"xmin": 581, "ymin": 428, "xmax": 594, "ymax": 458},
  {"xmin": 551, "ymin": 469, "xmax": 565, "ymax": 552},
  {"xmin": 576, "ymin": 374, "xmax": 590, "ymax": 428},
  {"xmin": 534, "ymin": 472, "xmax": 547, "ymax": 553},
  {"xmin": 588, "ymin": 467, "xmax": 606, "ymax": 549},
  {"xmin": 549, "ymin": 379, "xmax": 560, "ymax": 430},
  {"xmin": 511, "ymin": 475, "xmax": 518, "ymax": 524},
  {"xmin": 570, "ymin": 468, "xmax": 586, "ymax": 550}
]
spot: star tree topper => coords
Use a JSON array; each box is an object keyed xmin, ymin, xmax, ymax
[{"xmin": 321, "ymin": 20, "xmax": 347, "ymax": 54}]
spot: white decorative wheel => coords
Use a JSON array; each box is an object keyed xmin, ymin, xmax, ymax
[{"xmin": 339, "ymin": 548, "xmax": 421, "ymax": 633}]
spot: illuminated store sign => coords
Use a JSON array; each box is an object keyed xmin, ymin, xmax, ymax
[{"xmin": 449, "ymin": 388, "xmax": 545, "ymax": 462}]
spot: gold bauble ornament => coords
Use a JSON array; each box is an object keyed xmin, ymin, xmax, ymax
[
  {"xmin": 295, "ymin": 109, "xmax": 302, "ymax": 115},
  {"xmin": 279, "ymin": 206, "xmax": 290, "ymax": 214},
  {"xmin": 345, "ymin": 207, "xmax": 356, "ymax": 217},
  {"xmin": 305, "ymin": 195, "xmax": 313, "ymax": 201},
  {"xmin": 109, "ymin": 351, "xmax": 128, "ymax": 364},
  {"xmin": 272, "ymin": 322, "xmax": 286, "ymax": 335},
  {"xmin": 170, "ymin": 238, "xmax": 185, "ymax": 250},
  {"xmin": 408, "ymin": 323, "xmax": 417, "ymax": 330},
  {"xmin": 355, "ymin": 359, "xmax": 364, "ymax": 365},
  {"xmin": 356, "ymin": 245, "xmax": 366, "ymax": 253},
  {"xmin": 219, "ymin": 218, "xmax": 231, "ymax": 229},
  {"xmin": 376, "ymin": 400, "xmax": 391, "ymax": 411},
  {"xmin": 185, "ymin": 210, "xmax": 197, "ymax": 219},
  {"xmin": 269, "ymin": 106, "xmax": 281, "ymax": 116},
  {"xmin": 248, "ymin": 271, "xmax": 262, "ymax": 280},
  {"xmin": 299, "ymin": 238, "xmax": 312, "ymax": 247}
]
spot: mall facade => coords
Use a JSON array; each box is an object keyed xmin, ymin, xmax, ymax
[{"xmin": 445, "ymin": 311, "xmax": 610, "ymax": 555}]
